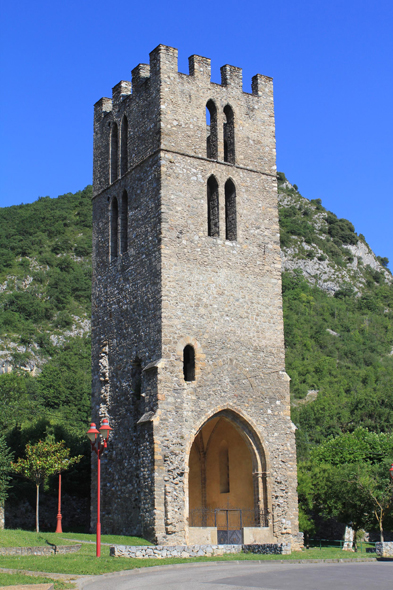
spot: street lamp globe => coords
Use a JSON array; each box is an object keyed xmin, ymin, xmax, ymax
[
  {"xmin": 87, "ymin": 423, "xmax": 99, "ymax": 443},
  {"xmin": 99, "ymin": 418, "xmax": 113, "ymax": 442}
]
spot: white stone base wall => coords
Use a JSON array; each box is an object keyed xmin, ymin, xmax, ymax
[
  {"xmin": 110, "ymin": 543, "xmax": 291, "ymax": 558},
  {"xmin": 376, "ymin": 542, "xmax": 393, "ymax": 558}
]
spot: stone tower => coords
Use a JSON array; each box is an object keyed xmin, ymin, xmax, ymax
[{"xmin": 92, "ymin": 45, "xmax": 301, "ymax": 548}]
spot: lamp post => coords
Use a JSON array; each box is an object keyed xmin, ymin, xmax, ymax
[
  {"xmin": 55, "ymin": 472, "xmax": 63, "ymax": 533},
  {"xmin": 87, "ymin": 418, "xmax": 113, "ymax": 557}
]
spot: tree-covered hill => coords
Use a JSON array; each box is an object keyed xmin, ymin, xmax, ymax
[
  {"xmin": 0, "ymin": 187, "xmax": 92, "ymax": 435},
  {"xmin": 276, "ymin": 175, "xmax": 393, "ymax": 459},
  {"xmin": 0, "ymin": 179, "xmax": 392, "ymax": 521}
]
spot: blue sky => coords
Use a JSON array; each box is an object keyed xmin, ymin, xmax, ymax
[{"xmin": 1, "ymin": 0, "xmax": 392, "ymax": 264}]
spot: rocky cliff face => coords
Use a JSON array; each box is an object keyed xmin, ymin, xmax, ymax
[{"xmin": 278, "ymin": 174, "xmax": 391, "ymax": 295}]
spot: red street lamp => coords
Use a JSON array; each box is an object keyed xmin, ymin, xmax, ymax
[
  {"xmin": 389, "ymin": 464, "xmax": 393, "ymax": 481},
  {"xmin": 87, "ymin": 418, "xmax": 113, "ymax": 557},
  {"xmin": 55, "ymin": 471, "xmax": 63, "ymax": 533}
]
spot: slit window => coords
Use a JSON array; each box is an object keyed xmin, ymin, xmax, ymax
[
  {"xmin": 121, "ymin": 190, "xmax": 128, "ymax": 254},
  {"xmin": 219, "ymin": 440, "xmax": 230, "ymax": 493},
  {"xmin": 206, "ymin": 100, "xmax": 218, "ymax": 159},
  {"xmin": 183, "ymin": 345, "xmax": 195, "ymax": 382},
  {"xmin": 111, "ymin": 197, "xmax": 118, "ymax": 261},
  {"xmin": 121, "ymin": 116, "xmax": 128, "ymax": 176},
  {"xmin": 207, "ymin": 176, "xmax": 219, "ymax": 238},
  {"xmin": 131, "ymin": 359, "xmax": 142, "ymax": 400},
  {"xmin": 223, "ymin": 105, "xmax": 235, "ymax": 164},
  {"xmin": 225, "ymin": 179, "xmax": 237, "ymax": 241},
  {"xmin": 110, "ymin": 123, "xmax": 118, "ymax": 183}
]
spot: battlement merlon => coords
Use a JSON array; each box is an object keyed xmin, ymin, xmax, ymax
[
  {"xmin": 112, "ymin": 80, "xmax": 132, "ymax": 106},
  {"xmin": 94, "ymin": 97, "xmax": 113, "ymax": 121},
  {"xmin": 188, "ymin": 55, "xmax": 211, "ymax": 79},
  {"xmin": 132, "ymin": 64, "xmax": 150, "ymax": 89},
  {"xmin": 149, "ymin": 44, "xmax": 179, "ymax": 79},
  {"xmin": 221, "ymin": 64, "xmax": 243, "ymax": 89},
  {"xmin": 252, "ymin": 74, "xmax": 274, "ymax": 97}
]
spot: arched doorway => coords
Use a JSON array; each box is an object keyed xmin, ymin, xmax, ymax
[{"xmin": 188, "ymin": 410, "xmax": 269, "ymax": 544}]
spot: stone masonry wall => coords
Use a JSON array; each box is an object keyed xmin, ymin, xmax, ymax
[
  {"xmin": 111, "ymin": 542, "xmax": 291, "ymax": 558},
  {"xmin": 376, "ymin": 542, "xmax": 393, "ymax": 558},
  {"xmin": 91, "ymin": 44, "xmax": 300, "ymax": 547}
]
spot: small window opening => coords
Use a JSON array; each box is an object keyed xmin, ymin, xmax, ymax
[
  {"xmin": 183, "ymin": 345, "xmax": 195, "ymax": 382},
  {"xmin": 111, "ymin": 197, "xmax": 118, "ymax": 260},
  {"xmin": 223, "ymin": 105, "xmax": 235, "ymax": 164},
  {"xmin": 207, "ymin": 176, "xmax": 219, "ymax": 238},
  {"xmin": 219, "ymin": 440, "xmax": 230, "ymax": 493},
  {"xmin": 110, "ymin": 123, "xmax": 119, "ymax": 183},
  {"xmin": 225, "ymin": 179, "xmax": 237, "ymax": 241},
  {"xmin": 206, "ymin": 100, "xmax": 218, "ymax": 159},
  {"xmin": 131, "ymin": 358, "xmax": 142, "ymax": 400},
  {"xmin": 121, "ymin": 190, "xmax": 128, "ymax": 254},
  {"xmin": 121, "ymin": 116, "xmax": 128, "ymax": 176}
]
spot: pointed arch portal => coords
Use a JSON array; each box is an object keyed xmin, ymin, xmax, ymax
[{"xmin": 188, "ymin": 410, "xmax": 269, "ymax": 542}]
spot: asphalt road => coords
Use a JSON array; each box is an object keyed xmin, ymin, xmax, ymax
[{"xmin": 78, "ymin": 560, "xmax": 393, "ymax": 590}]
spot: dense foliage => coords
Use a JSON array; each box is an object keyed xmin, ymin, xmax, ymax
[
  {"xmin": 0, "ymin": 436, "xmax": 13, "ymax": 506},
  {"xmin": 0, "ymin": 186, "xmax": 92, "ymax": 345},
  {"xmin": 298, "ymin": 429, "xmax": 393, "ymax": 543},
  {"xmin": 284, "ymin": 270, "xmax": 393, "ymax": 458}
]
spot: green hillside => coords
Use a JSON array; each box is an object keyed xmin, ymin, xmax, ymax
[{"xmin": 0, "ymin": 179, "xmax": 392, "ymax": 518}]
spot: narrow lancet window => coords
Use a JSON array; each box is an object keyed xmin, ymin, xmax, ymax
[
  {"xmin": 206, "ymin": 100, "xmax": 218, "ymax": 159},
  {"xmin": 223, "ymin": 105, "xmax": 235, "ymax": 164},
  {"xmin": 183, "ymin": 345, "xmax": 195, "ymax": 382},
  {"xmin": 207, "ymin": 176, "xmax": 219, "ymax": 238},
  {"xmin": 121, "ymin": 190, "xmax": 128, "ymax": 254},
  {"xmin": 131, "ymin": 358, "xmax": 142, "ymax": 400},
  {"xmin": 225, "ymin": 179, "xmax": 237, "ymax": 241},
  {"xmin": 111, "ymin": 197, "xmax": 118, "ymax": 261},
  {"xmin": 110, "ymin": 123, "xmax": 118, "ymax": 183},
  {"xmin": 219, "ymin": 440, "xmax": 230, "ymax": 493},
  {"xmin": 121, "ymin": 116, "xmax": 128, "ymax": 176}
]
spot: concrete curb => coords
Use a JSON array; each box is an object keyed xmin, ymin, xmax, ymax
[{"xmin": 0, "ymin": 585, "xmax": 54, "ymax": 590}]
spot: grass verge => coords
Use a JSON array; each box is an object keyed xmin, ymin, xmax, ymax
[
  {"xmin": 0, "ymin": 544, "xmax": 377, "ymax": 576},
  {"xmin": 0, "ymin": 572, "xmax": 75, "ymax": 588},
  {"xmin": 0, "ymin": 529, "xmax": 149, "ymax": 548}
]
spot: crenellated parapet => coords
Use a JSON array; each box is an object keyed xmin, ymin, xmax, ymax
[{"xmin": 94, "ymin": 44, "xmax": 271, "ymax": 114}]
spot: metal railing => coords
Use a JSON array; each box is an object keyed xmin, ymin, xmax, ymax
[
  {"xmin": 308, "ymin": 539, "xmax": 377, "ymax": 553},
  {"xmin": 189, "ymin": 507, "xmax": 269, "ymax": 528}
]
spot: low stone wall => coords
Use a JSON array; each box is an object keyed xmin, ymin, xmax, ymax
[
  {"xmin": 376, "ymin": 542, "xmax": 393, "ymax": 558},
  {"xmin": 243, "ymin": 543, "xmax": 291, "ymax": 555},
  {"xmin": 111, "ymin": 543, "xmax": 291, "ymax": 558},
  {"xmin": 0, "ymin": 544, "xmax": 81, "ymax": 556}
]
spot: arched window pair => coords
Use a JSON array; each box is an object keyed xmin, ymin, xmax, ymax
[
  {"xmin": 206, "ymin": 102, "xmax": 235, "ymax": 164},
  {"xmin": 110, "ymin": 191, "xmax": 128, "ymax": 261},
  {"xmin": 207, "ymin": 177, "xmax": 237, "ymax": 241},
  {"xmin": 110, "ymin": 116, "xmax": 128, "ymax": 183}
]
